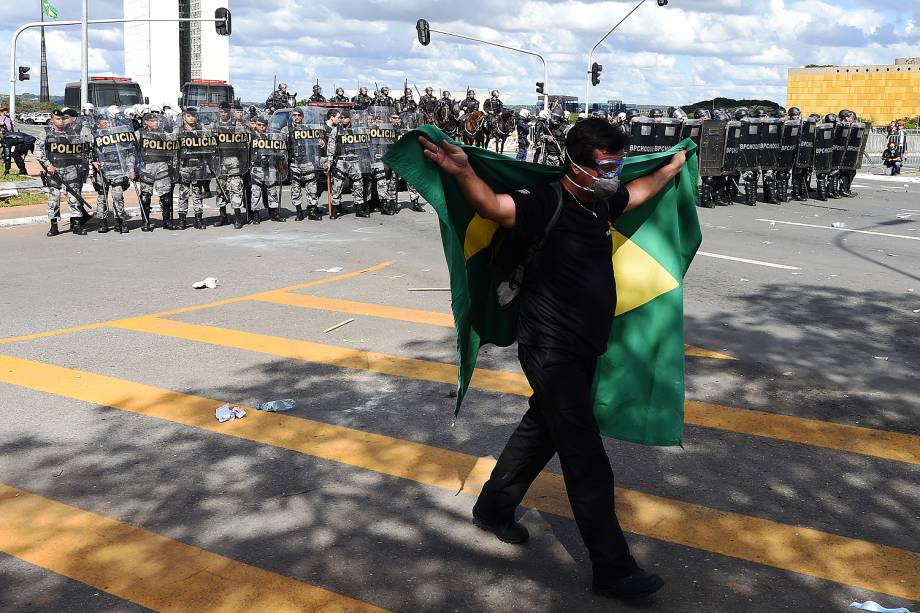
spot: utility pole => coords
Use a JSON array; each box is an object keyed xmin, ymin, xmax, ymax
[{"xmin": 39, "ymin": 3, "xmax": 50, "ymax": 102}]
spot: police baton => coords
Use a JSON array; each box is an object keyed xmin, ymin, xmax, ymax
[{"xmin": 36, "ymin": 158, "xmax": 94, "ymax": 213}]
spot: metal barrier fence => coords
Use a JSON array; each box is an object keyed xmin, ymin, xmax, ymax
[{"xmin": 865, "ymin": 130, "xmax": 918, "ymax": 167}]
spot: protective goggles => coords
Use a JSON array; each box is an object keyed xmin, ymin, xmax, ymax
[{"xmin": 595, "ymin": 157, "xmax": 625, "ymax": 177}]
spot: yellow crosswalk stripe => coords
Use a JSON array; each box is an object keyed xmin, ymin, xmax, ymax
[
  {"xmin": 250, "ymin": 290, "xmax": 736, "ymax": 360},
  {"xmin": 0, "ymin": 483, "xmax": 388, "ymax": 612},
  {"xmin": 0, "ymin": 353, "xmax": 916, "ymax": 601},
  {"xmin": 108, "ymin": 316, "xmax": 920, "ymax": 465}
]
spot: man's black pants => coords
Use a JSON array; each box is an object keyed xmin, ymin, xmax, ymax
[{"xmin": 476, "ymin": 344, "xmax": 637, "ymax": 578}]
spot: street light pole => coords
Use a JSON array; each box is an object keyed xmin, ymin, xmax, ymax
[
  {"xmin": 421, "ymin": 23, "xmax": 550, "ymax": 112},
  {"xmin": 9, "ymin": 16, "xmax": 228, "ymax": 117},
  {"xmin": 584, "ymin": 0, "xmax": 666, "ymax": 114}
]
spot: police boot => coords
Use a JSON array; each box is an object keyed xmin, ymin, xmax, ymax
[
  {"xmin": 97, "ymin": 216, "xmax": 111, "ymax": 234},
  {"xmin": 214, "ymin": 206, "xmax": 229, "ymax": 227},
  {"xmin": 269, "ymin": 208, "xmax": 286, "ymax": 222},
  {"xmin": 47, "ymin": 219, "xmax": 60, "ymax": 237},
  {"xmin": 826, "ymin": 176, "xmax": 840, "ymax": 199},
  {"xmin": 815, "ymin": 176, "xmax": 828, "ymax": 201},
  {"xmin": 698, "ymin": 184, "xmax": 714, "ymax": 208},
  {"xmin": 71, "ymin": 219, "xmax": 87, "ymax": 235},
  {"xmin": 233, "ymin": 209, "xmax": 244, "ymax": 229},
  {"xmin": 178, "ymin": 212, "xmax": 187, "ymax": 230},
  {"xmin": 80, "ymin": 206, "xmax": 93, "ymax": 224},
  {"xmin": 307, "ymin": 205, "xmax": 322, "ymax": 221},
  {"xmin": 355, "ymin": 202, "xmax": 370, "ymax": 218},
  {"xmin": 115, "ymin": 217, "xmax": 129, "ymax": 234},
  {"xmin": 331, "ymin": 205, "xmax": 342, "ymax": 220},
  {"xmin": 790, "ymin": 179, "xmax": 800, "ymax": 201},
  {"xmin": 390, "ymin": 200, "xmax": 400, "ymax": 214},
  {"xmin": 140, "ymin": 193, "xmax": 154, "ymax": 232},
  {"xmin": 295, "ymin": 205, "xmax": 305, "ymax": 221},
  {"xmin": 380, "ymin": 200, "xmax": 394, "ymax": 215},
  {"xmin": 194, "ymin": 212, "xmax": 206, "ymax": 229},
  {"xmin": 776, "ymin": 178, "xmax": 788, "ymax": 203},
  {"xmin": 251, "ymin": 210, "xmax": 261, "ymax": 225},
  {"xmin": 764, "ymin": 181, "xmax": 778, "ymax": 205},
  {"xmin": 797, "ymin": 177, "xmax": 809, "ymax": 201},
  {"xmin": 744, "ymin": 183, "xmax": 757, "ymax": 206},
  {"xmin": 411, "ymin": 200, "xmax": 424, "ymax": 212},
  {"xmin": 843, "ymin": 174, "xmax": 857, "ymax": 198}
]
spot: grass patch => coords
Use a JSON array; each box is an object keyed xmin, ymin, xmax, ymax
[
  {"xmin": 0, "ymin": 191, "xmax": 46, "ymax": 208},
  {"xmin": 0, "ymin": 169, "xmax": 37, "ymax": 183}
]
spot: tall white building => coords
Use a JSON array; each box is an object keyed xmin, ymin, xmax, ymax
[{"xmin": 123, "ymin": 0, "xmax": 230, "ymax": 108}]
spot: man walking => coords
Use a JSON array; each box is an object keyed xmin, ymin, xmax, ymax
[{"xmin": 418, "ymin": 118, "xmax": 685, "ymax": 600}]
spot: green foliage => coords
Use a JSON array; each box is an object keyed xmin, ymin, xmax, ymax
[
  {"xmin": 1, "ymin": 96, "xmax": 60, "ymax": 113},
  {"xmin": 0, "ymin": 190, "xmax": 45, "ymax": 207},
  {"xmin": 683, "ymin": 97, "xmax": 780, "ymax": 113},
  {"xmin": 805, "ymin": 64, "xmax": 836, "ymax": 68},
  {"xmin": 0, "ymin": 169, "xmax": 36, "ymax": 183}
]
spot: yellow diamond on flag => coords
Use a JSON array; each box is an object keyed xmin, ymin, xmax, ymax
[
  {"xmin": 612, "ymin": 230, "xmax": 678, "ymax": 316},
  {"xmin": 463, "ymin": 213, "xmax": 499, "ymax": 261}
]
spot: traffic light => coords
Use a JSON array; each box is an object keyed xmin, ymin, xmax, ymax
[
  {"xmin": 416, "ymin": 19, "xmax": 430, "ymax": 46},
  {"xmin": 215, "ymin": 7, "xmax": 231, "ymax": 36},
  {"xmin": 590, "ymin": 62, "xmax": 602, "ymax": 86},
  {"xmin": 18, "ymin": 66, "xmax": 30, "ymax": 81},
  {"xmin": 536, "ymin": 81, "xmax": 545, "ymax": 95}
]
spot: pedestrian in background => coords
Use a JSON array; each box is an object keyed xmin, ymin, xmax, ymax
[{"xmin": 882, "ymin": 142, "xmax": 902, "ymax": 175}]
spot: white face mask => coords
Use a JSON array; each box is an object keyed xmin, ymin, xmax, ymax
[{"xmin": 566, "ymin": 152, "xmax": 623, "ymax": 200}]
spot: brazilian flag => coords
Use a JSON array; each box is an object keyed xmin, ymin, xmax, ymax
[{"xmin": 383, "ymin": 125, "xmax": 701, "ymax": 446}]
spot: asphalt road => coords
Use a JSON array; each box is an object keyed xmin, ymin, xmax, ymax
[{"xmin": 0, "ymin": 176, "xmax": 917, "ymax": 612}]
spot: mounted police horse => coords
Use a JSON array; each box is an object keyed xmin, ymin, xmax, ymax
[
  {"xmin": 487, "ymin": 109, "xmax": 516, "ymax": 153},
  {"xmin": 461, "ymin": 111, "xmax": 488, "ymax": 148},
  {"xmin": 433, "ymin": 102, "xmax": 460, "ymax": 139}
]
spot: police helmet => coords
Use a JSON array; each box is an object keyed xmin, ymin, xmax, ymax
[
  {"xmin": 733, "ymin": 107, "xmax": 749, "ymax": 120},
  {"xmin": 405, "ymin": 88, "xmax": 413, "ymax": 96},
  {"xmin": 824, "ymin": 113, "xmax": 838, "ymax": 123},
  {"xmin": 753, "ymin": 108, "xmax": 767, "ymax": 118},
  {"xmin": 148, "ymin": 104, "xmax": 162, "ymax": 114},
  {"xmin": 312, "ymin": 84, "xmax": 322, "ymax": 93},
  {"xmin": 616, "ymin": 112, "xmax": 627, "ymax": 122},
  {"xmin": 771, "ymin": 108, "xmax": 786, "ymax": 119},
  {"xmin": 808, "ymin": 113, "xmax": 821, "ymax": 121},
  {"xmin": 519, "ymin": 108, "xmax": 530, "ymax": 119},
  {"xmin": 788, "ymin": 107, "xmax": 802, "ymax": 118},
  {"xmin": 592, "ymin": 109, "xmax": 608, "ymax": 120},
  {"xmin": 669, "ymin": 106, "xmax": 688, "ymax": 119},
  {"xmin": 467, "ymin": 89, "xmax": 475, "ymax": 97},
  {"xmin": 278, "ymin": 83, "xmax": 287, "ymax": 90},
  {"xmin": 538, "ymin": 109, "xmax": 550, "ymax": 120},
  {"xmin": 442, "ymin": 90, "xmax": 451, "ymax": 98},
  {"xmin": 491, "ymin": 90, "xmax": 500, "ymax": 97},
  {"xmin": 425, "ymin": 86, "xmax": 433, "ymax": 94},
  {"xmin": 712, "ymin": 109, "xmax": 729, "ymax": 121},
  {"xmin": 693, "ymin": 109, "xmax": 711, "ymax": 119},
  {"xmin": 648, "ymin": 108, "xmax": 664, "ymax": 118},
  {"xmin": 360, "ymin": 87, "xmax": 368, "ymax": 95},
  {"xmin": 625, "ymin": 108, "xmax": 641, "ymax": 121},
  {"xmin": 81, "ymin": 102, "xmax": 95, "ymax": 112},
  {"xmin": 336, "ymin": 87, "xmax": 344, "ymax": 96},
  {"xmin": 381, "ymin": 86, "xmax": 390, "ymax": 95},
  {"xmin": 839, "ymin": 109, "xmax": 856, "ymax": 121}
]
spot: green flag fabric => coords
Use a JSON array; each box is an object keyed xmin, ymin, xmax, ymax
[
  {"xmin": 383, "ymin": 125, "xmax": 701, "ymax": 446},
  {"xmin": 41, "ymin": 0, "xmax": 59, "ymax": 19}
]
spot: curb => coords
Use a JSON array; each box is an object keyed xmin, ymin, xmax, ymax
[{"xmin": 0, "ymin": 204, "xmax": 223, "ymax": 228}]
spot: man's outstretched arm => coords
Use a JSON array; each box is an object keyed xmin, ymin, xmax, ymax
[{"xmin": 419, "ymin": 135, "xmax": 517, "ymax": 228}]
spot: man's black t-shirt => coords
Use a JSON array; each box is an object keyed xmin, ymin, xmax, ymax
[{"xmin": 511, "ymin": 182, "xmax": 630, "ymax": 357}]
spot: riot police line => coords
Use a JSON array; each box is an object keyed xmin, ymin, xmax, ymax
[
  {"xmin": 33, "ymin": 101, "xmax": 426, "ymax": 238},
  {"xmin": 612, "ymin": 106, "xmax": 871, "ymax": 207}
]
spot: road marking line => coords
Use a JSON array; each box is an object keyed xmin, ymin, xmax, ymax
[
  {"xmin": 251, "ymin": 291, "xmax": 735, "ymax": 360},
  {"xmin": 697, "ymin": 251, "xmax": 801, "ymax": 270},
  {"xmin": 0, "ymin": 354, "xmax": 916, "ymax": 601},
  {"xmin": 756, "ymin": 219, "xmax": 920, "ymax": 242},
  {"xmin": 0, "ymin": 261, "xmax": 394, "ymax": 345},
  {"xmin": 855, "ymin": 174, "xmax": 920, "ymax": 184},
  {"xmin": 0, "ymin": 482, "xmax": 388, "ymax": 612},
  {"xmin": 106, "ymin": 317, "xmax": 920, "ymax": 465}
]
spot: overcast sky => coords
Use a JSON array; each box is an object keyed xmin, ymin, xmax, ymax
[{"xmin": 4, "ymin": 0, "xmax": 919, "ymax": 107}]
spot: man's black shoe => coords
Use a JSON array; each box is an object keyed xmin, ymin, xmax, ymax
[
  {"xmin": 592, "ymin": 569, "xmax": 664, "ymax": 600},
  {"xmin": 472, "ymin": 505, "xmax": 529, "ymax": 544}
]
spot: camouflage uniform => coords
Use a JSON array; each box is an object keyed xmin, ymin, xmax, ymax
[
  {"xmin": 34, "ymin": 125, "xmax": 89, "ymax": 229},
  {"xmin": 330, "ymin": 122, "xmax": 367, "ymax": 216},
  {"xmin": 249, "ymin": 125, "xmax": 289, "ymax": 218}
]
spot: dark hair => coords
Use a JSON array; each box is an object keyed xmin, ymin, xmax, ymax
[
  {"xmin": 565, "ymin": 118, "xmax": 628, "ymax": 167},
  {"xmin": 326, "ymin": 109, "xmax": 341, "ymax": 120}
]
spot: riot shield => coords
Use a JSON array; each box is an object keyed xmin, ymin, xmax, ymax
[
  {"xmin": 250, "ymin": 128, "xmax": 290, "ymax": 187},
  {"xmin": 628, "ymin": 117, "xmax": 684, "ymax": 156},
  {"xmin": 367, "ymin": 105, "xmax": 398, "ymax": 165},
  {"xmin": 776, "ymin": 119, "xmax": 801, "ymax": 172},
  {"xmin": 137, "ymin": 113, "xmax": 179, "ymax": 183},
  {"xmin": 679, "ymin": 119, "xmax": 703, "ymax": 148},
  {"xmin": 736, "ymin": 118, "xmax": 763, "ymax": 171},
  {"xmin": 831, "ymin": 123, "xmax": 850, "ymax": 170},
  {"xmin": 215, "ymin": 122, "xmax": 251, "ymax": 178},
  {"xmin": 812, "ymin": 123, "xmax": 836, "ymax": 173},
  {"xmin": 759, "ymin": 118, "xmax": 783, "ymax": 170},
  {"xmin": 178, "ymin": 127, "xmax": 218, "ymax": 182},
  {"xmin": 698, "ymin": 120, "xmax": 727, "ymax": 176},
  {"xmin": 92, "ymin": 112, "xmax": 139, "ymax": 180},
  {"xmin": 289, "ymin": 106, "xmax": 326, "ymax": 177},
  {"xmin": 339, "ymin": 110, "xmax": 372, "ymax": 174},
  {"xmin": 43, "ymin": 125, "xmax": 91, "ymax": 169},
  {"xmin": 721, "ymin": 121, "xmax": 743, "ymax": 173},
  {"xmin": 842, "ymin": 122, "xmax": 870, "ymax": 170},
  {"xmin": 795, "ymin": 118, "xmax": 817, "ymax": 169},
  {"xmin": 399, "ymin": 110, "xmax": 420, "ymax": 132}
]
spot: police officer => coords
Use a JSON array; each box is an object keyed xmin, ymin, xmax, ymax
[
  {"xmin": 212, "ymin": 101, "xmax": 249, "ymax": 228},
  {"xmin": 531, "ymin": 109, "xmax": 549, "ymax": 163},
  {"xmin": 137, "ymin": 107, "xmax": 178, "ymax": 231},
  {"xmin": 439, "ymin": 90, "xmax": 455, "ymax": 114},
  {"xmin": 694, "ymin": 108, "xmax": 720, "ymax": 209},
  {"xmin": 86, "ymin": 111, "xmax": 136, "ymax": 234},
  {"xmin": 176, "ymin": 108, "xmax": 213, "ymax": 229},
  {"xmin": 397, "ymin": 89, "xmax": 417, "ymax": 113},
  {"xmin": 321, "ymin": 109, "xmax": 343, "ymax": 218},
  {"xmin": 369, "ymin": 108, "xmax": 399, "ymax": 215},
  {"xmin": 542, "ymin": 110, "xmax": 567, "ymax": 166},
  {"xmin": 249, "ymin": 115, "xmax": 289, "ymax": 222},
  {"xmin": 459, "ymin": 90, "xmax": 479, "ymax": 117},
  {"xmin": 265, "ymin": 83, "xmax": 291, "ymax": 109},
  {"xmin": 483, "ymin": 90, "xmax": 503, "ymax": 116},
  {"xmin": 35, "ymin": 109, "xmax": 90, "ymax": 236},
  {"xmin": 289, "ymin": 106, "xmax": 325, "ymax": 221},
  {"xmin": 391, "ymin": 111, "xmax": 424, "ymax": 212},
  {"xmin": 821, "ymin": 113, "xmax": 840, "ymax": 200},
  {"xmin": 330, "ymin": 87, "xmax": 349, "ymax": 104},
  {"xmin": 788, "ymin": 108, "xmax": 808, "ymax": 201},
  {"xmin": 309, "ymin": 84, "xmax": 326, "ymax": 103},
  {"xmin": 351, "ymin": 87, "xmax": 373, "ymax": 110},
  {"xmin": 373, "ymin": 86, "xmax": 395, "ymax": 108},
  {"xmin": 837, "ymin": 109, "xmax": 858, "ymax": 198},
  {"xmin": 419, "ymin": 87, "xmax": 438, "ymax": 116},
  {"xmin": 758, "ymin": 108, "xmax": 779, "ymax": 205},
  {"xmin": 330, "ymin": 110, "xmax": 368, "ymax": 218},
  {"xmin": 516, "ymin": 108, "xmax": 531, "ymax": 161}
]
